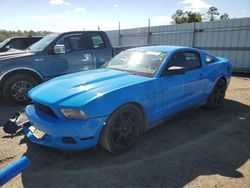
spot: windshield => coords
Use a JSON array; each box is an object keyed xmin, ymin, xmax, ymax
[
  {"xmin": 29, "ymin": 34, "xmax": 58, "ymax": 52},
  {"xmin": 0, "ymin": 38, "xmax": 11, "ymax": 48},
  {"xmin": 103, "ymin": 50, "xmax": 168, "ymax": 77}
]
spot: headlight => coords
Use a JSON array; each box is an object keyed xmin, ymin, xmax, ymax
[{"xmin": 60, "ymin": 109, "xmax": 87, "ymax": 120}]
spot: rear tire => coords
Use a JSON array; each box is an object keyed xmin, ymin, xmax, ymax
[
  {"xmin": 3, "ymin": 74, "xmax": 38, "ymax": 105},
  {"xmin": 206, "ymin": 79, "xmax": 226, "ymax": 109},
  {"xmin": 100, "ymin": 104, "xmax": 144, "ymax": 153}
]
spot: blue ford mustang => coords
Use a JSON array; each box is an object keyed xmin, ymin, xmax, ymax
[{"xmin": 23, "ymin": 46, "xmax": 232, "ymax": 153}]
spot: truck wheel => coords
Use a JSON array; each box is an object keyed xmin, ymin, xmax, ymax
[
  {"xmin": 206, "ymin": 79, "xmax": 226, "ymax": 109},
  {"xmin": 3, "ymin": 74, "xmax": 38, "ymax": 105},
  {"xmin": 100, "ymin": 104, "xmax": 144, "ymax": 153}
]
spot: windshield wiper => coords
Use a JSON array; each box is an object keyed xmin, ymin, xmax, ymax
[
  {"xmin": 106, "ymin": 67, "xmax": 124, "ymax": 71},
  {"xmin": 127, "ymin": 71, "xmax": 137, "ymax": 75}
]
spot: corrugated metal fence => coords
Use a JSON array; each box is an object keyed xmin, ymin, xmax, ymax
[{"xmin": 106, "ymin": 18, "xmax": 250, "ymax": 73}]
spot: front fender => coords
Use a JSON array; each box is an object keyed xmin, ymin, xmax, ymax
[{"xmin": 83, "ymin": 78, "xmax": 162, "ymax": 124}]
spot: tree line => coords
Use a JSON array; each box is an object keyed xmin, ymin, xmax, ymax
[
  {"xmin": 0, "ymin": 30, "xmax": 52, "ymax": 42},
  {"xmin": 172, "ymin": 6, "xmax": 229, "ymax": 24}
]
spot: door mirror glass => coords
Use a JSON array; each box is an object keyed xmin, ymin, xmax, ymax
[
  {"xmin": 54, "ymin": 44, "xmax": 66, "ymax": 54},
  {"xmin": 166, "ymin": 66, "xmax": 185, "ymax": 75}
]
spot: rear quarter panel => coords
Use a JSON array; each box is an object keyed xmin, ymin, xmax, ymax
[{"xmin": 200, "ymin": 51, "xmax": 232, "ymax": 95}]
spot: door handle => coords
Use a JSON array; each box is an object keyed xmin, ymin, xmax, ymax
[{"xmin": 34, "ymin": 58, "xmax": 44, "ymax": 62}]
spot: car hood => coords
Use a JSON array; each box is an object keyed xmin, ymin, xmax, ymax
[
  {"xmin": 0, "ymin": 50, "xmax": 35, "ymax": 61},
  {"xmin": 29, "ymin": 68, "xmax": 153, "ymax": 107}
]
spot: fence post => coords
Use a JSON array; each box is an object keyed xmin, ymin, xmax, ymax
[
  {"xmin": 192, "ymin": 22, "xmax": 196, "ymax": 47},
  {"xmin": 147, "ymin": 18, "xmax": 151, "ymax": 45},
  {"xmin": 118, "ymin": 22, "xmax": 121, "ymax": 46}
]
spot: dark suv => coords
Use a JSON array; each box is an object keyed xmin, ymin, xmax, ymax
[{"xmin": 0, "ymin": 36, "xmax": 43, "ymax": 52}]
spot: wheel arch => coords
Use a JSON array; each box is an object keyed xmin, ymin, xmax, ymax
[
  {"xmin": 219, "ymin": 76, "xmax": 227, "ymax": 85},
  {"xmin": 213, "ymin": 75, "xmax": 228, "ymax": 89},
  {"xmin": 106, "ymin": 102, "xmax": 148, "ymax": 132},
  {"xmin": 0, "ymin": 68, "xmax": 44, "ymax": 89},
  {"xmin": 130, "ymin": 102, "xmax": 147, "ymax": 131}
]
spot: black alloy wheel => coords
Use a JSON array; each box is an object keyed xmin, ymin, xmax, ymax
[{"xmin": 100, "ymin": 104, "xmax": 144, "ymax": 153}]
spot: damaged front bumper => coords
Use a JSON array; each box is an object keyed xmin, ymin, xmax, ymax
[{"xmin": 23, "ymin": 105, "xmax": 108, "ymax": 150}]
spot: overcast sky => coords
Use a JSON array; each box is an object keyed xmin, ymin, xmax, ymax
[{"xmin": 0, "ymin": 0, "xmax": 249, "ymax": 32}]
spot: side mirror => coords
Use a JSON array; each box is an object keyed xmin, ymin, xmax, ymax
[
  {"xmin": 53, "ymin": 44, "xmax": 66, "ymax": 54},
  {"xmin": 165, "ymin": 66, "xmax": 186, "ymax": 75},
  {"xmin": 5, "ymin": 45, "xmax": 11, "ymax": 50}
]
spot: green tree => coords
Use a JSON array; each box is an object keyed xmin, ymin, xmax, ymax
[
  {"xmin": 207, "ymin": 7, "xmax": 219, "ymax": 21},
  {"xmin": 220, "ymin": 13, "xmax": 229, "ymax": 20},
  {"xmin": 0, "ymin": 34, "xmax": 6, "ymax": 42},
  {"xmin": 0, "ymin": 29, "xmax": 9, "ymax": 38},
  {"xmin": 28, "ymin": 30, "xmax": 36, "ymax": 36},
  {"xmin": 172, "ymin": 9, "xmax": 187, "ymax": 24},
  {"xmin": 186, "ymin": 11, "xmax": 202, "ymax": 23},
  {"xmin": 172, "ymin": 9, "xmax": 202, "ymax": 24},
  {"xmin": 0, "ymin": 30, "xmax": 53, "ymax": 41}
]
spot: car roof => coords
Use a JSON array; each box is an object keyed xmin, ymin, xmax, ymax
[
  {"xmin": 60, "ymin": 31, "xmax": 106, "ymax": 35},
  {"xmin": 8, "ymin": 36, "xmax": 43, "ymax": 39},
  {"xmin": 127, "ymin": 45, "xmax": 201, "ymax": 53}
]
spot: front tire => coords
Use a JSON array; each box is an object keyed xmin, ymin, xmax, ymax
[
  {"xmin": 100, "ymin": 104, "xmax": 144, "ymax": 153},
  {"xmin": 206, "ymin": 79, "xmax": 227, "ymax": 109},
  {"xmin": 3, "ymin": 74, "xmax": 38, "ymax": 105}
]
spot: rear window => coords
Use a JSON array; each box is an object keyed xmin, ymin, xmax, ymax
[
  {"xmin": 205, "ymin": 55, "xmax": 217, "ymax": 63},
  {"xmin": 90, "ymin": 33, "xmax": 105, "ymax": 49}
]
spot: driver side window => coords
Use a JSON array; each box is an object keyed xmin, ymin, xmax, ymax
[
  {"xmin": 167, "ymin": 53, "xmax": 186, "ymax": 68},
  {"xmin": 167, "ymin": 51, "xmax": 201, "ymax": 70},
  {"xmin": 162, "ymin": 51, "xmax": 201, "ymax": 76},
  {"xmin": 161, "ymin": 52, "xmax": 187, "ymax": 76},
  {"xmin": 57, "ymin": 34, "xmax": 86, "ymax": 53}
]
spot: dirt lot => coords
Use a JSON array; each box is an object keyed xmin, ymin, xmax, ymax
[{"xmin": 0, "ymin": 76, "xmax": 250, "ymax": 188}]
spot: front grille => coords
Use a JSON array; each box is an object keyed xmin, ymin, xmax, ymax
[{"xmin": 35, "ymin": 103, "xmax": 57, "ymax": 117}]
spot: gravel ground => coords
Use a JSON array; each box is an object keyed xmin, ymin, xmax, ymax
[{"xmin": 0, "ymin": 76, "xmax": 250, "ymax": 188}]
